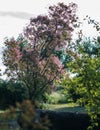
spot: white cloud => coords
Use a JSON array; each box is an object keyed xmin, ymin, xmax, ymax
[{"xmin": 0, "ymin": 11, "xmax": 34, "ymax": 19}]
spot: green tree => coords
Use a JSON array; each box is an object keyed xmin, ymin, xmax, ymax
[{"xmin": 62, "ymin": 37, "xmax": 100, "ymax": 129}]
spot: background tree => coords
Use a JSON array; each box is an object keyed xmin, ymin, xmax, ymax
[{"xmin": 3, "ymin": 2, "xmax": 77, "ymax": 102}]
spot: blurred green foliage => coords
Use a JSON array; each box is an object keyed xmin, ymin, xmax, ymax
[{"xmin": 45, "ymin": 92, "xmax": 67, "ymax": 104}]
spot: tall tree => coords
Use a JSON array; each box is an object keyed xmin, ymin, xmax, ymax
[{"xmin": 3, "ymin": 2, "xmax": 77, "ymax": 101}]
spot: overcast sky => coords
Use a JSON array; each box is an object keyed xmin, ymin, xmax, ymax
[
  {"xmin": 0, "ymin": 0, "xmax": 100, "ymax": 42},
  {"xmin": 0, "ymin": 0, "xmax": 100, "ymax": 78}
]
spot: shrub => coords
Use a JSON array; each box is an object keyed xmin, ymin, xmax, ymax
[
  {"xmin": 0, "ymin": 80, "xmax": 29, "ymax": 109},
  {"xmin": 45, "ymin": 92, "xmax": 67, "ymax": 104}
]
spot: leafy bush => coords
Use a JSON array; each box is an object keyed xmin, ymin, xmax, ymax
[
  {"xmin": 45, "ymin": 92, "xmax": 67, "ymax": 104},
  {"xmin": 0, "ymin": 80, "xmax": 29, "ymax": 109},
  {"xmin": 62, "ymin": 79, "xmax": 82, "ymax": 103}
]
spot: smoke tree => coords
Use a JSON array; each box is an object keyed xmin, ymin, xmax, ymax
[{"xmin": 3, "ymin": 2, "xmax": 77, "ymax": 101}]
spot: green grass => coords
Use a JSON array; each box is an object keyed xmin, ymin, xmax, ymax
[
  {"xmin": 43, "ymin": 103, "xmax": 87, "ymax": 113},
  {"xmin": 0, "ymin": 110, "xmax": 4, "ymax": 113},
  {"xmin": 0, "ymin": 103, "xmax": 87, "ymax": 114}
]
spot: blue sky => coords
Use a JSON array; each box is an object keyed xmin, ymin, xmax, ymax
[{"xmin": 0, "ymin": 0, "xmax": 100, "ymax": 79}]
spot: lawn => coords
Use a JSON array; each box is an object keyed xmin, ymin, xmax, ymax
[
  {"xmin": 0, "ymin": 103, "xmax": 87, "ymax": 113},
  {"xmin": 0, "ymin": 110, "xmax": 4, "ymax": 113},
  {"xmin": 42, "ymin": 103, "xmax": 87, "ymax": 113}
]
